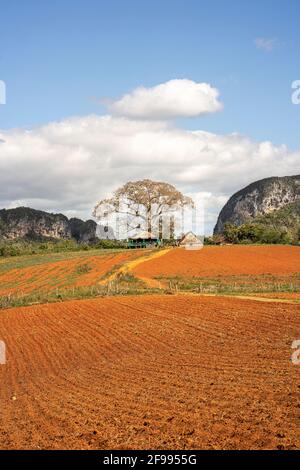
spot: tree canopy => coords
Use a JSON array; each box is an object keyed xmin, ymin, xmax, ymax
[{"xmin": 93, "ymin": 179, "xmax": 194, "ymax": 239}]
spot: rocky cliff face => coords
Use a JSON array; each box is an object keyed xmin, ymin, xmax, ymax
[
  {"xmin": 0, "ymin": 207, "xmax": 98, "ymax": 243},
  {"xmin": 69, "ymin": 218, "xmax": 98, "ymax": 243},
  {"xmin": 214, "ymin": 175, "xmax": 300, "ymax": 234}
]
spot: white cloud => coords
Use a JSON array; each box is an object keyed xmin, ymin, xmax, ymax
[
  {"xmin": 0, "ymin": 114, "xmax": 298, "ymax": 234},
  {"xmin": 106, "ymin": 79, "xmax": 223, "ymax": 119},
  {"xmin": 254, "ymin": 37, "xmax": 278, "ymax": 52}
]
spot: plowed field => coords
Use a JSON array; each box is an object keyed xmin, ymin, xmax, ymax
[
  {"xmin": 0, "ymin": 250, "xmax": 144, "ymax": 297},
  {"xmin": 133, "ymin": 246, "xmax": 300, "ymax": 278},
  {"xmin": 0, "ymin": 294, "xmax": 299, "ymax": 449}
]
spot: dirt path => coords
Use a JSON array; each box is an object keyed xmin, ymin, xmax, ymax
[
  {"xmin": 97, "ymin": 246, "xmax": 300, "ymax": 304},
  {"xmin": 128, "ymin": 248, "xmax": 300, "ymax": 304},
  {"xmin": 99, "ymin": 247, "xmax": 173, "ymax": 287},
  {"xmin": 178, "ymin": 291, "xmax": 300, "ymax": 304}
]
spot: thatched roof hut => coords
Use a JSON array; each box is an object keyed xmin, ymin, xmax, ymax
[{"xmin": 128, "ymin": 230, "xmax": 159, "ymax": 248}]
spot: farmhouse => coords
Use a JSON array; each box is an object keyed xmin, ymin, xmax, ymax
[{"xmin": 179, "ymin": 231, "xmax": 203, "ymax": 250}]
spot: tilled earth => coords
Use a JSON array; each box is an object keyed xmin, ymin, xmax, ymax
[{"xmin": 0, "ymin": 294, "xmax": 299, "ymax": 449}]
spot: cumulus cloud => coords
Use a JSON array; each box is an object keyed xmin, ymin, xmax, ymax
[
  {"xmin": 254, "ymin": 37, "xmax": 278, "ymax": 52},
  {"xmin": 106, "ymin": 79, "xmax": 223, "ymax": 119},
  {"xmin": 0, "ymin": 114, "xmax": 298, "ymax": 234}
]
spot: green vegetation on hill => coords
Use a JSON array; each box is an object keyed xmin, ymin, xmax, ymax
[
  {"xmin": 253, "ymin": 200, "xmax": 300, "ymax": 238},
  {"xmin": 207, "ymin": 201, "xmax": 300, "ymax": 245}
]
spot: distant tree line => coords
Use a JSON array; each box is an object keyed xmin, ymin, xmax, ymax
[
  {"xmin": 0, "ymin": 238, "xmax": 127, "ymax": 257},
  {"xmin": 205, "ymin": 222, "xmax": 299, "ymax": 246}
]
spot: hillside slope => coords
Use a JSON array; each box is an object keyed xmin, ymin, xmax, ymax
[
  {"xmin": 252, "ymin": 200, "xmax": 300, "ymax": 241},
  {"xmin": 214, "ymin": 175, "xmax": 300, "ymax": 234}
]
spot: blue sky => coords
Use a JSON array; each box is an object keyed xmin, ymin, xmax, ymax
[
  {"xmin": 0, "ymin": 0, "xmax": 299, "ymax": 233},
  {"xmin": 1, "ymin": 0, "xmax": 299, "ymax": 146}
]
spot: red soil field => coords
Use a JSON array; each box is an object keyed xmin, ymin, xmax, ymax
[
  {"xmin": 133, "ymin": 245, "xmax": 300, "ymax": 279},
  {"xmin": 0, "ymin": 251, "xmax": 143, "ymax": 297},
  {"xmin": 0, "ymin": 294, "xmax": 299, "ymax": 449}
]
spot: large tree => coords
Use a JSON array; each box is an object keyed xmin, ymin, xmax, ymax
[{"xmin": 93, "ymin": 179, "xmax": 194, "ymax": 239}]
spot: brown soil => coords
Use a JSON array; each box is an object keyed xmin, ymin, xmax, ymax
[
  {"xmin": 0, "ymin": 294, "xmax": 299, "ymax": 449},
  {"xmin": 133, "ymin": 245, "xmax": 300, "ymax": 278},
  {"xmin": 0, "ymin": 250, "xmax": 144, "ymax": 296}
]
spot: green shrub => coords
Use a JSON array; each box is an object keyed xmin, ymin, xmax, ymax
[
  {"xmin": 75, "ymin": 263, "xmax": 92, "ymax": 274},
  {"xmin": 95, "ymin": 239, "xmax": 127, "ymax": 249}
]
